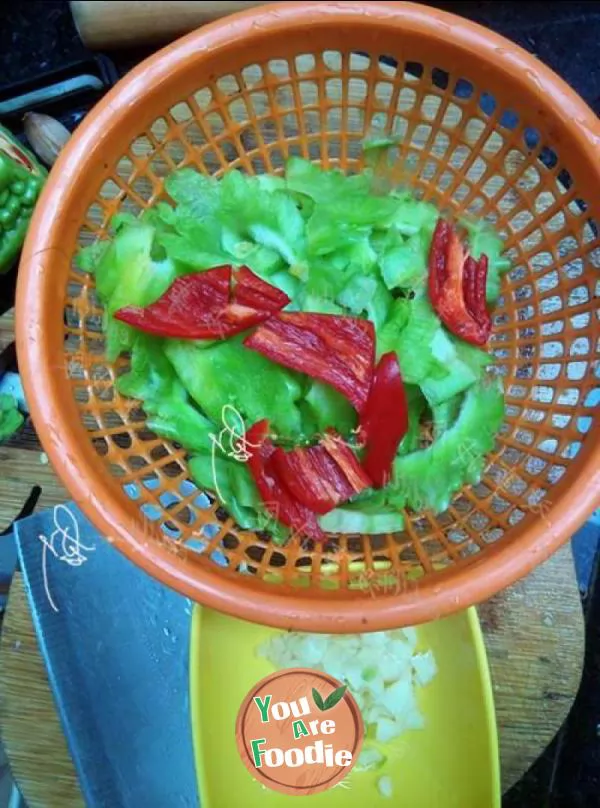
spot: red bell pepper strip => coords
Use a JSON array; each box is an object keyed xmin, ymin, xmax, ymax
[
  {"xmin": 243, "ymin": 313, "xmax": 375, "ymax": 413},
  {"xmin": 245, "ymin": 420, "xmax": 325, "ymax": 541},
  {"xmin": 272, "ymin": 432, "xmax": 371, "ymax": 515},
  {"xmin": 428, "ymin": 218, "xmax": 491, "ymax": 346},
  {"xmin": 114, "ymin": 265, "xmax": 290, "ymax": 340},
  {"xmin": 360, "ymin": 352, "xmax": 409, "ymax": 488}
]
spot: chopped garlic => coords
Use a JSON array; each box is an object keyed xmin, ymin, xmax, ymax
[
  {"xmin": 378, "ymin": 775, "xmax": 393, "ymax": 798},
  {"xmin": 258, "ymin": 628, "xmax": 436, "ymax": 748}
]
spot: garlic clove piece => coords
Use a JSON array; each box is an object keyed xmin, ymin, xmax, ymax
[{"xmin": 23, "ymin": 113, "xmax": 71, "ymax": 167}]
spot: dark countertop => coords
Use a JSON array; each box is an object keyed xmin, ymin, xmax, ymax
[
  {"xmin": 1, "ymin": 2, "xmax": 599, "ymax": 807},
  {"xmin": 433, "ymin": 1, "xmax": 600, "ymax": 114},
  {"xmin": 2, "ymin": 1, "xmax": 600, "ymax": 112}
]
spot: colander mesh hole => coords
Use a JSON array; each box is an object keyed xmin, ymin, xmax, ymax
[
  {"xmin": 163, "ymin": 139, "xmax": 186, "ymax": 166},
  {"xmin": 294, "ymin": 54, "xmax": 315, "ymax": 74},
  {"xmin": 181, "ymin": 120, "xmax": 206, "ymax": 149},
  {"xmin": 127, "ymin": 455, "xmax": 149, "ymax": 473},
  {"xmin": 453, "ymin": 78, "xmax": 474, "ymax": 100},
  {"xmin": 170, "ymin": 101, "xmax": 193, "ymax": 123}
]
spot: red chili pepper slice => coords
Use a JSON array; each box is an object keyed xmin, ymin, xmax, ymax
[
  {"xmin": 244, "ymin": 313, "xmax": 375, "ymax": 413},
  {"xmin": 232, "ymin": 266, "xmax": 290, "ymax": 311},
  {"xmin": 360, "ymin": 352, "xmax": 408, "ymax": 488},
  {"xmin": 463, "ymin": 254, "xmax": 490, "ymax": 330},
  {"xmin": 428, "ymin": 218, "xmax": 491, "ymax": 346},
  {"xmin": 246, "ymin": 420, "xmax": 325, "ymax": 541},
  {"xmin": 321, "ymin": 432, "xmax": 373, "ymax": 494},
  {"xmin": 272, "ymin": 432, "xmax": 371, "ymax": 515},
  {"xmin": 114, "ymin": 265, "xmax": 290, "ymax": 340}
]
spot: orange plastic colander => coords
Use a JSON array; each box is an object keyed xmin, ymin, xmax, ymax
[{"xmin": 16, "ymin": 1, "xmax": 600, "ymax": 632}]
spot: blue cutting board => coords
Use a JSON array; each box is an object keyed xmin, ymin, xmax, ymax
[{"xmin": 14, "ymin": 504, "xmax": 199, "ymax": 808}]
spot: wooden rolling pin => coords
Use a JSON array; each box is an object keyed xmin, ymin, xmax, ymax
[{"xmin": 70, "ymin": 1, "xmax": 265, "ymax": 50}]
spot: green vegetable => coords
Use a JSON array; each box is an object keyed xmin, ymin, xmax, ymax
[
  {"xmin": 270, "ymin": 271, "xmax": 302, "ymax": 306},
  {"xmin": 378, "ymin": 292, "xmax": 494, "ymax": 407},
  {"xmin": 337, "ymin": 274, "xmax": 392, "ymax": 330},
  {"xmin": 164, "ymin": 336, "xmax": 306, "ymax": 441},
  {"xmin": 165, "ymin": 168, "xmax": 221, "ymax": 219},
  {"xmin": 83, "ymin": 221, "xmax": 180, "ymax": 359},
  {"xmin": 390, "ymin": 377, "xmax": 505, "ymax": 512},
  {"xmin": 104, "ymin": 316, "xmax": 136, "ymax": 363},
  {"xmin": 0, "ymin": 393, "xmax": 24, "ymax": 442},
  {"xmin": 0, "ymin": 152, "xmax": 45, "ymax": 272},
  {"xmin": 319, "ymin": 506, "xmax": 404, "ymax": 534},
  {"xmin": 304, "ymin": 250, "xmax": 360, "ymax": 299},
  {"xmin": 389, "ymin": 191, "xmax": 438, "ymax": 237},
  {"xmin": 432, "ymin": 394, "xmax": 463, "ymax": 438},
  {"xmin": 299, "ymin": 292, "xmax": 344, "ymax": 315},
  {"xmin": 392, "ymin": 296, "xmax": 440, "ymax": 383},
  {"xmin": 453, "ymin": 338, "xmax": 491, "ymax": 375},
  {"xmin": 362, "ymin": 136, "xmax": 401, "ymax": 153},
  {"xmin": 80, "ymin": 154, "xmax": 509, "ymax": 541},
  {"xmin": 420, "ymin": 330, "xmax": 479, "ymax": 406},
  {"xmin": 303, "ymin": 381, "xmax": 357, "ymax": 438},
  {"xmin": 421, "ymin": 329, "xmax": 494, "ymax": 406},
  {"xmin": 188, "ymin": 453, "xmax": 258, "ymax": 517},
  {"xmin": 464, "ymin": 220, "xmax": 512, "ymax": 304},
  {"xmin": 218, "ymin": 170, "xmax": 306, "ymax": 270},
  {"xmin": 310, "ymin": 194, "xmax": 400, "ymax": 238},
  {"xmin": 376, "ymin": 230, "xmax": 428, "ymax": 290},
  {"xmin": 285, "ymin": 156, "xmax": 371, "ymax": 203},
  {"xmin": 376, "ymin": 298, "xmax": 411, "ymax": 357},
  {"xmin": 76, "ymin": 240, "xmax": 108, "ymax": 272},
  {"xmin": 116, "ymin": 336, "xmax": 214, "ymax": 453},
  {"xmin": 318, "ymin": 487, "xmax": 405, "ymax": 534},
  {"xmin": 187, "ymin": 451, "xmax": 287, "ymax": 539},
  {"xmin": 188, "ymin": 452, "xmax": 256, "ymax": 507},
  {"xmin": 398, "ymin": 386, "xmax": 427, "ymax": 455},
  {"xmin": 154, "ymin": 230, "xmax": 227, "ymax": 271},
  {"xmin": 103, "ymin": 222, "xmax": 177, "ymax": 312},
  {"xmin": 114, "ymin": 211, "xmax": 143, "ymax": 232},
  {"xmin": 224, "ymin": 238, "xmax": 284, "ymax": 276}
]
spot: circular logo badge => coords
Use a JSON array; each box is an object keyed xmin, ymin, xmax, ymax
[{"xmin": 236, "ymin": 667, "xmax": 364, "ymax": 795}]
